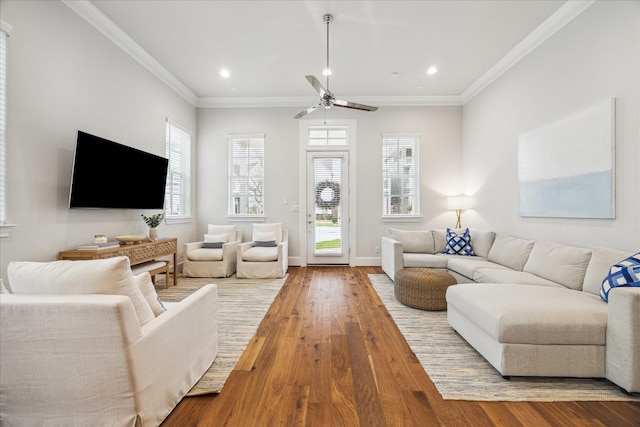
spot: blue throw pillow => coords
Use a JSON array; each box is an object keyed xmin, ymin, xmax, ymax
[
  {"xmin": 600, "ymin": 252, "xmax": 640, "ymax": 302},
  {"xmin": 443, "ymin": 228, "xmax": 475, "ymax": 256}
]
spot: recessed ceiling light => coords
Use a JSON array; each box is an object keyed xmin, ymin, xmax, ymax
[
  {"xmin": 323, "ymin": 68, "xmax": 332, "ymax": 76},
  {"xmin": 427, "ymin": 66, "xmax": 438, "ymax": 75},
  {"xmin": 220, "ymin": 69, "xmax": 231, "ymax": 78}
]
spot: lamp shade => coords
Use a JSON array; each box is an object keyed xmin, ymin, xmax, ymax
[{"xmin": 447, "ymin": 195, "xmax": 473, "ymax": 211}]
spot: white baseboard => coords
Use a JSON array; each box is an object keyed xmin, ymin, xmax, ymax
[
  {"xmin": 287, "ymin": 256, "xmax": 380, "ymax": 267},
  {"xmin": 354, "ymin": 257, "xmax": 382, "ymax": 266}
]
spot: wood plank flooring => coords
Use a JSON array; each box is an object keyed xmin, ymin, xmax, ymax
[{"xmin": 161, "ymin": 266, "xmax": 640, "ymax": 427}]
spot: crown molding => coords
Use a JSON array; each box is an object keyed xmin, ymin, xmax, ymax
[
  {"xmin": 461, "ymin": 0, "xmax": 596, "ymax": 104},
  {"xmin": 197, "ymin": 95, "xmax": 463, "ymax": 108},
  {"xmin": 62, "ymin": 0, "xmax": 198, "ymax": 106},
  {"xmin": 65, "ymin": 0, "xmax": 594, "ymax": 109}
]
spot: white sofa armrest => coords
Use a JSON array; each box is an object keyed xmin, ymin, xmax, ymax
[
  {"xmin": 606, "ymin": 286, "xmax": 640, "ymax": 393},
  {"xmin": 381, "ymin": 236, "xmax": 404, "ymax": 281},
  {"xmin": 0, "ymin": 294, "xmax": 143, "ymax": 426},
  {"xmin": 222, "ymin": 240, "xmax": 239, "ymax": 263},
  {"xmin": 131, "ymin": 284, "xmax": 218, "ymax": 425}
]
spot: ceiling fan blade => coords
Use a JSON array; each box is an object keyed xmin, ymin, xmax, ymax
[
  {"xmin": 333, "ymin": 99, "xmax": 378, "ymax": 112},
  {"xmin": 294, "ymin": 103, "xmax": 322, "ymax": 119},
  {"xmin": 305, "ymin": 75, "xmax": 327, "ymax": 98}
]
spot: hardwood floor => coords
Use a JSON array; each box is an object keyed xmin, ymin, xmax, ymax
[{"xmin": 161, "ymin": 266, "xmax": 640, "ymax": 426}]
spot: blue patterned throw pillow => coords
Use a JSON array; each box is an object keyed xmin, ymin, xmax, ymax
[
  {"xmin": 600, "ymin": 252, "xmax": 640, "ymax": 302},
  {"xmin": 443, "ymin": 228, "xmax": 475, "ymax": 256}
]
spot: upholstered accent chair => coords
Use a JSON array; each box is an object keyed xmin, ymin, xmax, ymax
[
  {"xmin": 1, "ymin": 256, "xmax": 218, "ymax": 426},
  {"xmin": 183, "ymin": 224, "xmax": 242, "ymax": 278},
  {"xmin": 236, "ymin": 223, "xmax": 288, "ymax": 279}
]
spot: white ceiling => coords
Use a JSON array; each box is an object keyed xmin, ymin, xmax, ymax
[{"xmin": 68, "ymin": 1, "xmax": 593, "ymax": 107}]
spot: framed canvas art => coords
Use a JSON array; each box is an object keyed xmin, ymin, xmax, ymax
[{"xmin": 517, "ymin": 98, "xmax": 615, "ymax": 219}]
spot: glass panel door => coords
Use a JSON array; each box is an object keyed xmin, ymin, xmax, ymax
[{"xmin": 307, "ymin": 152, "xmax": 349, "ymax": 264}]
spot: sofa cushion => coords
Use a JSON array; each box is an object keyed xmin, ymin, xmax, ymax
[
  {"xmin": 203, "ymin": 233, "xmax": 227, "ymax": 249},
  {"xmin": 205, "ymin": 233, "xmax": 227, "ymax": 243},
  {"xmin": 443, "ymin": 228, "xmax": 475, "ymax": 256},
  {"xmin": 253, "ymin": 230, "xmax": 277, "ymax": 247},
  {"xmin": 242, "ymin": 246, "xmax": 278, "ymax": 262},
  {"xmin": 134, "ymin": 272, "xmax": 166, "ymax": 316},
  {"xmin": 467, "ymin": 229, "xmax": 496, "ymax": 258},
  {"xmin": 403, "ymin": 253, "xmax": 449, "ymax": 269},
  {"xmin": 446, "ymin": 283, "xmax": 608, "ymax": 345},
  {"xmin": 387, "ymin": 228, "xmax": 434, "ymax": 254},
  {"xmin": 432, "ymin": 229, "xmax": 448, "ymax": 253},
  {"xmin": 600, "ymin": 252, "xmax": 640, "ymax": 302},
  {"xmin": 583, "ymin": 247, "xmax": 634, "ymax": 296},
  {"xmin": 253, "ymin": 223, "xmax": 283, "ymax": 244},
  {"xmin": 473, "ymin": 268, "xmax": 565, "ymax": 288},
  {"xmin": 487, "ymin": 233, "xmax": 535, "ymax": 271},
  {"xmin": 447, "ymin": 258, "xmax": 508, "ymax": 280},
  {"xmin": 523, "ymin": 241, "xmax": 592, "ymax": 290},
  {"xmin": 207, "ymin": 224, "xmax": 237, "ymax": 244},
  {"xmin": 7, "ymin": 256, "xmax": 155, "ymax": 326},
  {"xmin": 188, "ymin": 248, "xmax": 223, "ymax": 261}
]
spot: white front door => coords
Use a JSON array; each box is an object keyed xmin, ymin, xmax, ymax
[{"xmin": 306, "ymin": 152, "xmax": 349, "ymax": 264}]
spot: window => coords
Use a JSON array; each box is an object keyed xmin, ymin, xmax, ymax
[
  {"xmin": 308, "ymin": 125, "xmax": 347, "ymax": 146},
  {"xmin": 164, "ymin": 120, "xmax": 192, "ymax": 221},
  {"xmin": 229, "ymin": 135, "xmax": 265, "ymax": 216},
  {"xmin": 382, "ymin": 135, "xmax": 420, "ymax": 216},
  {"xmin": 0, "ymin": 21, "xmax": 11, "ymax": 235}
]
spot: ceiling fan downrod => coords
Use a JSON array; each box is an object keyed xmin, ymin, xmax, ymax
[{"xmin": 323, "ymin": 14, "xmax": 333, "ymax": 93}]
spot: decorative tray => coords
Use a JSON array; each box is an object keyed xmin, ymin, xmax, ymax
[{"xmin": 116, "ymin": 235, "xmax": 148, "ymax": 245}]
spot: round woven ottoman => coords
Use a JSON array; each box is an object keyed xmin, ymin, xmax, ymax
[{"xmin": 394, "ymin": 268, "xmax": 457, "ymax": 311}]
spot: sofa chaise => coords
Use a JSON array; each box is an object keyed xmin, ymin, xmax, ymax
[
  {"xmin": 0, "ymin": 256, "xmax": 218, "ymax": 426},
  {"xmin": 381, "ymin": 228, "xmax": 640, "ymax": 393}
]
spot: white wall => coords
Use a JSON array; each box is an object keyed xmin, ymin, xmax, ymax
[
  {"xmin": 196, "ymin": 105, "xmax": 463, "ymax": 265},
  {"xmin": 462, "ymin": 0, "xmax": 639, "ymax": 251},
  {"xmin": 0, "ymin": 0, "xmax": 197, "ymax": 282},
  {"xmin": 4, "ymin": 0, "xmax": 633, "ymax": 283}
]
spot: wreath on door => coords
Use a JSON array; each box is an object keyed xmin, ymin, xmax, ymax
[{"xmin": 315, "ymin": 180, "xmax": 341, "ymax": 209}]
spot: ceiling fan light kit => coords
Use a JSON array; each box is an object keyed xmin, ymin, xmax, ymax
[{"xmin": 294, "ymin": 14, "xmax": 378, "ymax": 119}]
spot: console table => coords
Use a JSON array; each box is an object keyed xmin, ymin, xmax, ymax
[{"xmin": 59, "ymin": 237, "xmax": 178, "ymax": 286}]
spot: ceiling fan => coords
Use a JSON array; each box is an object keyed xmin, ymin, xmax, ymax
[{"xmin": 294, "ymin": 14, "xmax": 378, "ymax": 119}]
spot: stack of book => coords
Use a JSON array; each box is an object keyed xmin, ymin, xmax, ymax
[{"xmin": 77, "ymin": 241, "xmax": 121, "ymax": 250}]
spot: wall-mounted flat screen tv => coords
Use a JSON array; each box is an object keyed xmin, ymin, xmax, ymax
[{"xmin": 69, "ymin": 131, "xmax": 169, "ymax": 209}]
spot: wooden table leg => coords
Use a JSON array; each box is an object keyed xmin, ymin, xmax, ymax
[{"xmin": 173, "ymin": 252, "xmax": 178, "ymax": 286}]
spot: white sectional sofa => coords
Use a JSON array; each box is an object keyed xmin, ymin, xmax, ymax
[{"xmin": 381, "ymin": 228, "xmax": 640, "ymax": 393}]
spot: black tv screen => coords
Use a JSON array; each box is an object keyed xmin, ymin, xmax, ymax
[{"xmin": 69, "ymin": 131, "xmax": 169, "ymax": 209}]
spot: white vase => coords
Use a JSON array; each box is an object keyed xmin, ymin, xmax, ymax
[{"xmin": 149, "ymin": 228, "xmax": 159, "ymax": 240}]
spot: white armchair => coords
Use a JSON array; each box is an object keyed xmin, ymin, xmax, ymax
[
  {"xmin": 183, "ymin": 225, "xmax": 242, "ymax": 278},
  {"xmin": 236, "ymin": 223, "xmax": 288, "ymax": 279},
  {"xmin": 1, "ymin": 257, "xmax": 218, "ymax": 426}
]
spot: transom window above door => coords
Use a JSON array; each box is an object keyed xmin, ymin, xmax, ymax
[{"xmin": 308, "ymin": 126, "xmax": 348, "ymax": 146}]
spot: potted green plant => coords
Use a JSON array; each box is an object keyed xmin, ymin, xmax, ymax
[{"xmin": 141, "ymin": 213, "xmax": 164, "ymax": 239}]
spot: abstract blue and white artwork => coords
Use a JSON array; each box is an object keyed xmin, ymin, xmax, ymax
[{"xmin": 518, "ymin": 98, "xmax": 615, "ymax": 218}]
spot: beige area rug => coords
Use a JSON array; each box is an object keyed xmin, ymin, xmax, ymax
[
  {"xmin": 156, "ymin": 275, "xmax": 286, "ymax": 396},
  {"xmin": 368, "ymin": 274, "xmax": 640, "ymax": 402}
]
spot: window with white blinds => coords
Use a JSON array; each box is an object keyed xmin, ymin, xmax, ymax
[
  {"xmin": 228, "ymin": 135, "xmax": 265, "ymax": 216},
  {"xmin": 382, "ymin": 135, "xmax": 420, "ymax": 216},
  {"xmin": 0, "ymin": 21, "xmax": 10, "ymax": 226},
  {"xmin": 164, "ymin": 120, "xmax": 192, "ymax": 220},
  {"xmin": 308, "ymin": 126, "xmax": 347, "ymax": 146}
]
